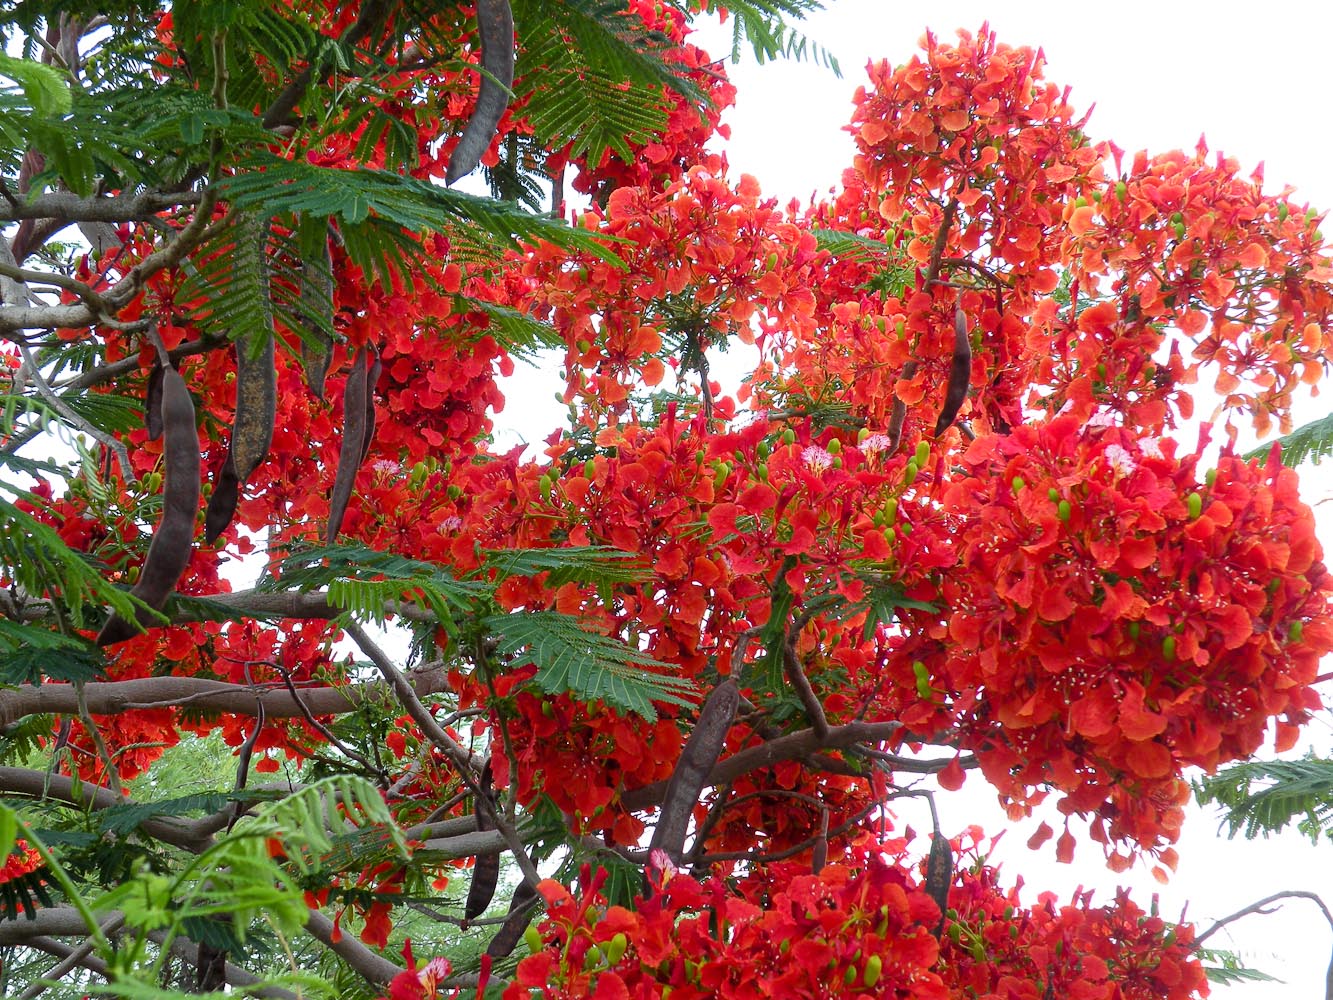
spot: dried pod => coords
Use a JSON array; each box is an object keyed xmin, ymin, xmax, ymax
[
  {"xmin": 649, "ymin": 678, "xmax": 739, "ymax": 864},
  {"xmin": 144, "ymin": 361, "xmax": 164, "ymax": 441},
  {"xmin": 326, "ymin": 347, "xmax": 371, "ymax": 543},
  {"xmin": 485, "ymin": 879, "xmax": 539, "ymax": 958},
  {"xmin": 885, "ymin": 359, "xmax": 919, "ymax": 456},
  {"xmin": 204, "ymin": 216, "xmax": 277, "ymax": 544},
  {"xmin": 924, "ymin": 833, "xmax": 953, "ymax": 937},
  {"xmin": 932, "ymin": 304, "xmax": 971, "ymax": 437},
  {"xmin": 445, "ymin": 0, "xmax": 515, "ymax": 185},
  {"xmin": 99, "ymin": 363, "xmax": 200, "ymax": 645},
  {"xmin": 359, "ymin": 345, "xmax": 380, "ymax": 466},
  {"xmin": 465, "ymin": 763, "xmax": 501, "ymax": 921},
  {"xmin": 300, "ymin": 231, "xmax": 335, "ymax": 399}
]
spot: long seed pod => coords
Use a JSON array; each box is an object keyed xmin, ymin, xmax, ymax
[
  {"xmin": 649, "ymin": 678, "xmax": 739, "ymax": 864},
  {"xmin": 465, "ymin": 763, "xmax": 501, "ymax": 921},
  {"xmin": 98, "ymin": 362, "xmax": 200, "ymax": 645},
  {"xmin": 932, "ymin": 304, "xmax": 971, "ymax": 437},
  {"xmin": 486, "ymin": 879, "xmax": 538, "ymax": 958},
  {"xmin": 445, "ymin": 0, "xmax": 515, "ymax": 185},
  {"xmin": 299, "ymin": 229, "xmax": 335, "ymax": 399},
  {"xmin": 885, "ymin": 359, "xmax": 919, "ymax": 456},
  {"xmin": 359, "ymin": 346, "xmax": 381, "ymax": 466},
  {"xmin": 326, "ymin": 347, "xmax": 370, "ymax": 543},
  {"xmin": 144, "ymin": 361, "xmax": 164, "ymax": 441},
  {"xmin": 924, "ymin": 833, "xmax": 953, "ymax": 938},
  {"xmin": 205, "ymin": 216, "xmax": 277, "ymax": 543}
]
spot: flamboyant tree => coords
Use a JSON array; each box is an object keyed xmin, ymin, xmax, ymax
[{"xmin": 0, "ymin": 2, "xmax": 1329, "ymax": 998}]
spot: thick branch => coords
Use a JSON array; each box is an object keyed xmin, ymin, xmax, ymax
[
  {"xmin": 304, "ymin": 910, "xmax": 403, "ymax": 986},
  {"xmin": 0, "ymin": 666, "xmax": 452, "ymax": 727},
  {"xmin": 621, "ymin": 719, "xmax": 904, "ymax": 812},
  {"xmin": 0, "ymin": 190, "xmax": 201, "ymax": 223}
]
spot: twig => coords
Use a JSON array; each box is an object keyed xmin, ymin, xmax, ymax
[
  {"xmin": 15, "ymin": 914, "xmax": 124, "ymax": 1000},
  {"xmin": 782, "ymin": 636, "xmax": 828, "ymax": 738},
  {"xmin": 1195, "ymin": 890, "xmax": 1333, "ymax": 947},
  {"xmin": 343, "ymin": 621, "xmax": 543, "ymax": 890},
  {"xmin": 14, "ymin": 337, "xmax": 134, "ymax": 480}
]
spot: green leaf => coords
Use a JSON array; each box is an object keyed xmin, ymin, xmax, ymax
[
  {"xmin": 0, "ymin": 643, "xmax": 105, "ymax": 686},
  {"xmin": 484, "ymin": 610, "xmax": 695, "ymax": 719},
  {"xmin": 483, "ymin": 546, "xmax": 650, "ymax": 588},
  {"xmin": 0, "ymin": 51, "xmax": 72, "ymax": 117},
  {"xmin": 1242, "ymin": 410, "xmax": 1333, "ymax": 468},
  {"xmin": 1195, "ymin": 753, "xmax": 1333, "ymax": 843}
]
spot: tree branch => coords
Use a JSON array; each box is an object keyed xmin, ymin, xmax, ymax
[
  {"xmin": 620, "ymin": 719, "xmax": 904, "ymax": 812},
  {"xmin": 0, "ymin": 666, "xmax": 453, "ymax": 727},
  {"xmin": 0, "ymin": 190, "xmax": 202, "ymax": 224},
  {"xmin": 1195, "ymin": 889, "xmax": 1333, "ymax": 947}
]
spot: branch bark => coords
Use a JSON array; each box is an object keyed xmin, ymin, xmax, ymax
[
  {"xmin": 621, "ymin": 719, "xmax": 904, "ymax": 812},
  {"xmin": 0, "ymin": 666, "xmax": 452, "ymax": 727}
]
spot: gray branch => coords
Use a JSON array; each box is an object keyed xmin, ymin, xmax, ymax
[{"xmin": 0, "ymin": 190, "xmax": 202, "ymax": 223}]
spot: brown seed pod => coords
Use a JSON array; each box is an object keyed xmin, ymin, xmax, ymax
[
  {"xmin": 144, "ymin": 361, "xmax": 164, "ymax": 441},
  {"xmin": 465, "ymin": 762, "xmax": 500, "ymax": 921},
  {"xmin": 300, "ymin": 231, "xmax": 335, "ymax": 399},
  {"xmin": 649, "ymin": 678, "xmax": 739, "ymax": 864},
  {"xmin": 445, "ymin": 0, "xmax": 515, "ymax": 185},
  {"xmin": 359, "ymin": 345, "xmax": 380, "ymax": 466},
  {"xmin": 204, "ymin": 217, "xmax": 277, "ymax": 544},
  {"xmin": 885, "ymin": 359, "xmax": 919, "ymax": 456},
  {"xmin": 98, "ymin": 363, "xmax": 200, "ymax": 645},
  {"xmin": 486, "ymin": 879, "xmax": 538, "ymax": 958},
  {"xmin": 932, "ymin": 304, "xmax": 971, "ymax": 437},
  {"xmin": 924, "ymin": 833, "xmax": 953, "ymax": 937},
  {"xmin": 326, "ymin": 347, "xmax": 370, "ymax": 543}
]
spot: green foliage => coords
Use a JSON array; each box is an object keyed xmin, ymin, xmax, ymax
[
  {"xmin": 271, "ymin": 541, "xmax": 487, "ymax": 632},
  {"xmin": 1194, "ymin": 754, "xmax": 1333, "ymax": 843},
  {"xmin": 515, "ymin": 0, "xmax": 702, "ymax": 163},
  {"xmin": 1197, "ymin": 947, "xmax": 1283, "ymax": 985},
  {"xmin": 1243, "ymin": 410, "xmax": 1333, "ymax": 468},
  {"xmin": 0, "ymin": 641, "xmax": 103, "ymax": 686},
  {"xmin": 0, "ymin": 497, "xmax": 141, "ymax": 630},
  {"xmin": 484, "ymin": 609, "xmax": 696, "ymax": 719},
  {"xmin": 695, "ymin": 0, "xmax": 839, "ymax": 73}
]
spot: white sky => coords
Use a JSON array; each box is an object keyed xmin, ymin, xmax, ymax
[{"xmin": 501, "ymin": 3, "xmax": 1333, "ymax": 995}]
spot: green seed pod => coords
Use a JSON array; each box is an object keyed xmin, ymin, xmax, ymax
[
  {"xmin": 523, "ymin": 926, "xmax": 543, "ymax": 955},
  {"xmin": 864, "ymin": 955, "xmax": 883, "ymax": 988}
]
